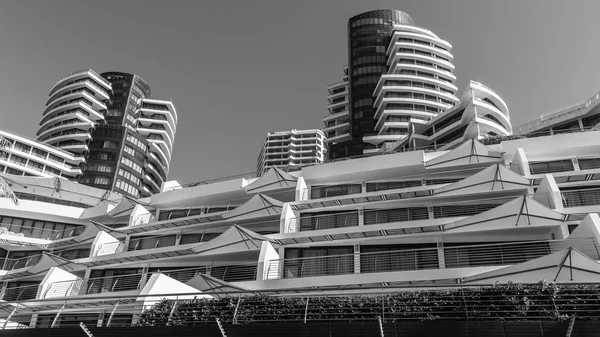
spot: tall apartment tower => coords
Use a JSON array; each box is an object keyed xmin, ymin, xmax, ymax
[
  {"xmin": 256, "ymin": 129, "xmax": 326, "ymax": 176},
  {"xmin": 325, "ymin": 9, "xmax": 459, "ymax": 158},
  {"xmin": 35, "ymin": 69, "xmax": 177, "ymax": 198}
]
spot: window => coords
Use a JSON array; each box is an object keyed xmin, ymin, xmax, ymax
[
  {"xmin": 103, "ymin": 140, "xmax": 118, "ymax": 149},
  {"xmin": 120, "ymin": 157, "xmax": 142, "ymax": 174},
  {"xmin": 94, "ymin": 177, "xmax": 110, "ymax": 185}
]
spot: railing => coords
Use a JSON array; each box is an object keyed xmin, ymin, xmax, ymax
[
  {"xmin": 561, "ymin": 188, "xmax": 600, "ymax": 208},
  {"xmin": 0, "ymin": 283, "xmax": 40, "ymax": 301},
  {"xmin": 6, "ymin": 284, "xmax": 600, "ymax": 328},
  {"xmin": 0, "ymin": 224, "xmax": 82, "ymax": 241},
  {"xmin": 0, "ymin": 254, "xmax": 43, "ymax": 271},
  {"xmin": 180, "ymin": 172, "xmax": 257, "ymax": 188},
  {"xmin": 287, "ymin": 211, "xmax": 360, "ymax": 232},
  {"xmin": 35, "ymin": 263, "xmax": 260, "ymax": 300},
  {"xmin": 94, "ymin": 241, "xmax": 125, "ymax": 257},
  {"xmin": 264, "ymin": 238, "xmax": 599, "ymax": 280},
  {"xmin": 516, "ymin": 90, "xmax": 600, "ymax": 134}
]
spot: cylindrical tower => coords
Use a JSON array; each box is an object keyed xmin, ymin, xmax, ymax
[
  {"xmin": 36, "ymin": 69, "xmax": 111, "ymax": 154},
  {"xmin": 370, "ymin": 22, "xmax": 459, "ymax": 151}
]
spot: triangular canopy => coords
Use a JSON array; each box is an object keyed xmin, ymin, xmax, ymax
[
  {"xmin": 425, "ymin": 139, "xmax": 503, "ymax": 168},
  {"xmin": 108, "ymin": 196, "xmax": 152, "ymax": 217},
  {"xmin": 244, "ymin": 167, "xmax": 297, "ymax": 193},
  {"xmin": 443, "ymin": 196, "xmax": 564, "ymax": 233},
  {"xmin": 186, "ymin": 273, "xmax": 250, "ymax": 298},
  {"xmin": 190, "ymin": 225, "xmax": 274, "ymax": 256},
  {"xmin": 222, "ymin": 194, "xmax": 283, "ymax": 220},
  {"xmin": 435, "ymin": 164, "xmax": 530, "ymax": 196},
  {"xmin": 463, "ymin": 248, "xmax": 600, "ymax": 284},
  {"xmin": 1, "ymin": 253, "xmax": 83, "ymax": 280},
  {"xmin": 47, "ymin": 223, "xmax": 102, "ymax": 249}
]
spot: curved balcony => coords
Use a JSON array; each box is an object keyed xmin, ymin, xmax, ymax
[
  {"xmin": 138, "ymin": 117, "xmax": 175, "ymax": 140},
  {"xmin": 52, "ymin": 142, "xmax": 89, "ymax": 154},
  {"xmin": 374, "ymin": 84, "xmax": 458, "ymax": 108},
  {"xmin": 149, "ymin": 143, "xmax": 169, "ymax": 172},
  {"xmin": 138, "ymin": 108, "xmax": 177, "ymax": 133},
  {"xmin": 42, "ymin": 100, "xmax": 105, "ymax": 123},
  {"xmin": 327, "ymin": 90, "xmax": 348, "ymax": 104},
  {"xmin": 37, "ymin": 119, "xmax": 94, "ymax": 140},
  {"xmin": 47, "ymin": 79, "xmax": 110, "ymax": 106},
  {"xmin": 40, "ymin": 130, "xmax": 92, "ymax": 145},
  {"xmin": 137, "ymin": 127, "xmax": 173, "ymax": 156},
  {"xmin": 143, "ymin": 172, "xmax": 161, "ymax": 192},
  {"xmin": 322, "ymin": 110, "xmax": 350, "ymax": 124},
  {"xmin": 324, "ymin": 131, "xmax": 351, "ymax": 144},
  {"xmin": 391, "ymin": 63, "xmax": 456, "ymax": 83},
  {"xmin": 476, "ymin": 117, "xmax": 511, "ymax": 137},
  {"xmin": 148, "ymin": 139, "xmax": 171, "ymax": 164},
  {"xmin": 388, "ymin": 52, "xmax": 455, "ymax": 73},
  {"xmin": 472, "ymin": 99, "xmax": 512, "ymax": 133},
  {"xmin": 327, "ymin": 99, "xmax": 348, "ymax": 111},
  {"xmin": 323, "ymin": 121, "xmax": 350, "ymax": 134},
  {"xmin": 390, "ymin": 30, "xmax": 452, "ymax": 52},
  {"xmin": 391, "ymin": 42, "xmax": 454, "ymax": 62},
  {"xmin": 49, "ymin": 69, "xmax": 111, "ymax": 97},
  {"xmin": 145, "ymin": 160, "xmax": 166, "ymax": 181},
  {"xmin": 374, "ymin": 97, "xmax": 451, "ymax": 121},
  {"xmin": 140, "ymin": 98, "xmax": 178, "ymax": 125},
  {"xmin": 376, "ymin": 74, "xmax": 457, "ymax": 94}
]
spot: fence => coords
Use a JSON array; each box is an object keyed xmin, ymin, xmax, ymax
[{"xmin": 5, "ymin": 283, "xmax": 600, "ymax": 330}]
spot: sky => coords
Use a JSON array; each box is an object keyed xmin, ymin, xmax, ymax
[{"xmin": 1, "ymin": 0, "xmax": 600, "ymax": 184}]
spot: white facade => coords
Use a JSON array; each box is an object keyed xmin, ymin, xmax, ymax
[
  {"xmin": 323, "ymin": 66, "xmax": 351, "ymax": 145},
  {"xmin": 0, "ymin": 129, "xmax": 599, "ymax": 327},
  {"xmin": 37, "ymin": 69, "xmax": 111, "ymax": 154},
  {"xmin": 0, "ymin": 130, "xmax": 84, "ymax": 179},
  {"xmin": 256, "ymin": 129, "xmax": 326, "ymax": 176},
  {"xmin": 368, "ymin": 24, "xmax": 459, "ymax": 150}
]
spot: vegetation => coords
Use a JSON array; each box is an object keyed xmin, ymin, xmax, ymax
[{"xmin": 136, "ymin": 282, "xmax": 600, "ymax": 326}]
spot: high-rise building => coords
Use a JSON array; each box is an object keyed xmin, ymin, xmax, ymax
[
  {"xmin": 325, "ymin": 10, "xmax": 510, "ymax": 158},
  {"xmin": 256, "ymin": 129, "xmax": 326, "ymax": 176},
  {"xmin": 0, "ymin": 69, "xmax": 178, "ymax": 198}
]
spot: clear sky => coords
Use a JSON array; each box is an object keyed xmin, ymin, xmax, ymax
[{"xmin": 1, "ymin": 0, "xmax": 600, "ymax": 184}]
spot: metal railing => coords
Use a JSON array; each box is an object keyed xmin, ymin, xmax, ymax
[
  {"xmin": 33, "ymin": 263, "xmax": 260, "ymax": 300},
  {"xmin": 94, "ymin": 241, "xmax": 125, "ymax": 257},
  {"xmin": 287, "ymin": 211, "xmax": 360, "ymax": 232},
  {"xmin": 561, "ymin": 188, "xmax": 600, "ymax": 208},
  {"xmin": 264, "ymin": 238, "xmax": 599, "ymax": 280},
  {"xmin": 0, "ymin": 224, "xmax": 82, "ymax": 241},
  {"xmin": 0, "ymin": 254, "xmax": 43, "ymax": 271},
  {"xmin": 8, "ymin": 283, "xmax": 600, "ymax": 328}
]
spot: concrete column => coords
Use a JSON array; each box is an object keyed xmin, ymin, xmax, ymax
[
  {"xmin": 358, "ymin": 209, "xmax": 364, "ymax": 226},
  {"xmin": 354, "ymin": 245, "xmax": 361, "ymax": 274},
  {"xmin": 437, "ymin": 241, "xmax": 445, "ymax": 269}
]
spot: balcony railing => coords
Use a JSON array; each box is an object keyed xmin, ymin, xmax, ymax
[
  {"xmin": 265, "ymin": 238, "xmax": 599, "ymax": 280},
  {"xmin": 0, "ymin": 224, "xmax": 82, "ymax": 241},
  {"xmin": 0, "ymin": 254, "xmax": 43, "ymax": 270},
  {"xmin": 562, "ymin": 188, "xmax": 600, "ymax": 208}
]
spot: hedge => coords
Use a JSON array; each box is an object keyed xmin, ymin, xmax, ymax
[{"xmin": 135, "ymin": 282, "xmax": 600, "ymax": 326}]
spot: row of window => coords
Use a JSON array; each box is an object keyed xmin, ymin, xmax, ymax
[
  {"xmin": 119, "ymin": 168, "xmax": 141, "ymax": 186},
  {"xmin": 0, "ymin": 215, "xmax": 83, "ymax": 240},
  {"xmin": 121, "ymin": 157, "xmax": 143, "ymax": 174},
  {"xmin": 352, "ymin": 65, "xmax": 388, "ymax": 77},
  {"xmin": 86, "ymin": 163, "xmax": 113, "ymax": 173},
  {"xmin": 115, "ymin": 179, "xmax": 139, "ymax": 197}
]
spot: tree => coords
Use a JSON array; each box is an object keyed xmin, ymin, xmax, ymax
[{"xmin": 0, "ymin": 137, "xmax": 19, "ymax": 205}]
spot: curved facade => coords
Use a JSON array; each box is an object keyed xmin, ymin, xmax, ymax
[
  {"xmin": 369, "ymin": 24, "xmax": 459, "ymax": 151},
  {"xmin": 36, "ymin": 69, "xmax": 111, "ymax": 154}
]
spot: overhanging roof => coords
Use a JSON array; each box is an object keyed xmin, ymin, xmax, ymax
[
  {"xmin": 443, "ymin": 196, "xmax": 565, "ymax": 232},
  {"xmin": 434, "ymin": 163, "xmax": 530, "ymax": 196},
  {"xmin": 0, "ymin": 254, "xmax": 83, "ymax": 281},
  {"xmin": 462, "ymin": 247, "xmax": 600, "ymax": 284},
  {"xmin": 425, "ymin": 139, "xmax": 503, "ymax": 168},
  {"xmin": 78, "ymin": 225, "xmax": 273, "ymax": 267},
  {"xmin": 244, "ymin": 167, "xmax": 297, "ymax": 193},
  {"xmin": 221, "ymin": 194, "xmax": 283, "ymax": 220}
]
